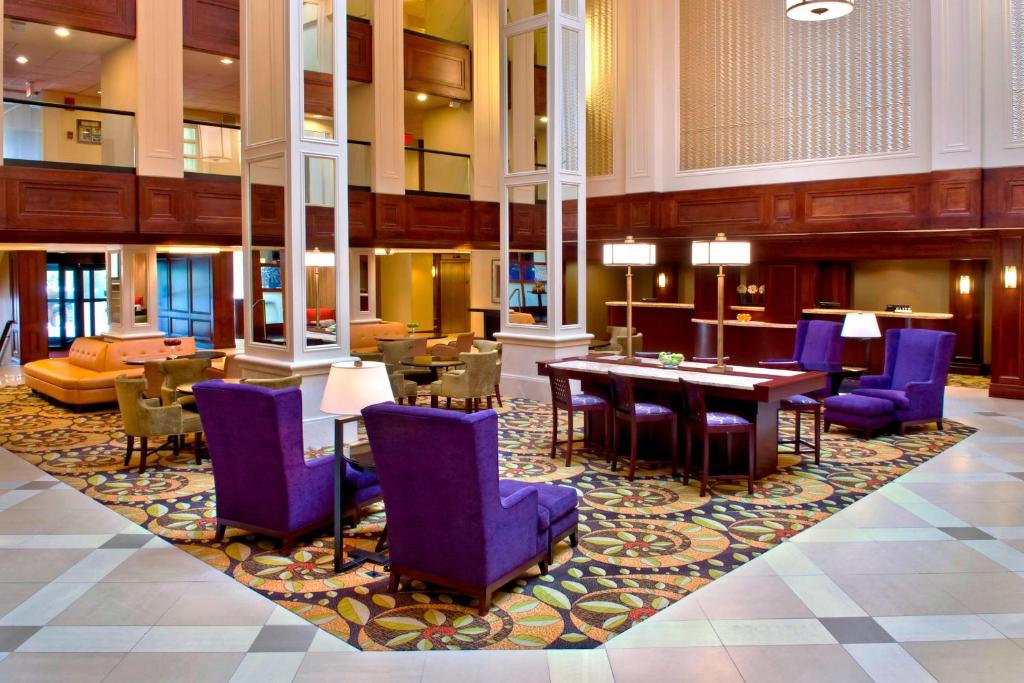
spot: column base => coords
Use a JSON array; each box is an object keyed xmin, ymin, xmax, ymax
[
  {"xmin": 102, "ymin": 329, "xmax": 165, "ymax": 341},
  {"xmin": 232, "ymin": 352, "xmax": 357, "ymax": 422},
  {"xmin": 493, "ymin": 332, "xmax": 592, "ymax": 402}
]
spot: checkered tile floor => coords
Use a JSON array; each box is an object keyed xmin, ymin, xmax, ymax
[{"xmin": 2, "ymin": 368, "xmax": 1024, "ymax": 681}]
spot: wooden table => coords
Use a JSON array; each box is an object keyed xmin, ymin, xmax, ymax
[
  {"xmin": 123, "ymin": 351, "xmax": 226, "ymax": 366},
  {"xmin": 176, "ymin": 378, "xmax": 241, "ymax": 395},
  {"xmin": 537, "ymin": 355, "xmax": 827, "ymax": 478},
  {"xmin": 401, "ymin": 356, "xmax": 465, "ymax": 382}
]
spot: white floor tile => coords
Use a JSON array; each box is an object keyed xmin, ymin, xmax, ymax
[
  {"xmin": 55, "ymin": 549, "xmax": 137, "ymax": 582},
  {"xmin": 962, "ymin": 540, "xmax": 1024, "ymax": 571},
  {"xmin": 711, "ymin": 618, "xmax": 837, "ymax": 646},
  {"xmin": 133, "ymin": 626, "xmax": 261, "ymax": 653},
  {"xmin": 843, "ymin": 643, "xmax": 938, "ymax": 683},
  {"xmin": 782, "ymin": 576, "xmax": 867, "ymax": 618},
  {"xmin": 979, "ymin": 612, "xmax": 1024, "ymax": 638},
  {"xmin": 875, "ymin": 614, "xmax": 1006, "ymax": 642},
  {"xmin": 548, "ymin": 649, "xmax": 615, "ymax": 683},
  {"xmin": 0, "ymin": 582, "xmax": 94, "ymax": 626},
  {"xmin": 229, "ymin": 652, "xmax": 305, "ymax": 683},
  {"xmin": 604, "ymin": 620, "xmax": 720, "ymax": 649},
  {"xmin": 306, "ymin": 630, "xmax": 357, "ymax": 652},
  {"xmin": 17, "ymin": 625, "xmax": 149, "ymax": 652}
]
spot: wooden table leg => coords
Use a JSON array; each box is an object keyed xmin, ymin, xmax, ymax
[{"xmin": 751, "ymin": 400, "xmax": 781, "ymax": 479}]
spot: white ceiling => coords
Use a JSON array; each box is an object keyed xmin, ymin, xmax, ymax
[
  {"xmin": 183, "ymin": 49, "xmax": 239, "ymax": 115},
  {"xmin": 3, "ymin": 19, "xmax": 125, "ymax": 97}
]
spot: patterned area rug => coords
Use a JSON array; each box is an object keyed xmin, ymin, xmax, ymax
[
  {"xmin": 947, "ymin": 374, "xmax": 990, "ymax": 390},
  {"xmin": 0, "ymin": 385, "xmax": 973, "ymax": 650}
]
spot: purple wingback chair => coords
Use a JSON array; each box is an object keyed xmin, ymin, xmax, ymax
[
  {"xmin": 362, "ymin": 402, "xmax": 578, "ymax": 615},
  {"xmin": 851, "ymin": 328, "xmax": 956, "ymax": 433},
  {"xmin": 193, "ymin": 381, "xmax": 381, "ymax": 553},
  {"xmin": 761, "ymin": 320, "xmax": 844, "ymax": 397}
]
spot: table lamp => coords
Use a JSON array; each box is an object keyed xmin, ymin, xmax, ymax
[
  {"xmin": 320, "ymin": 360, "xmax": 394, "ymax": 572},
  {"xmin": 602, "ymin": 236, "xmax": 656, "ymax": 360},
  {"xmin": 691, "ymin": 233, "xmax": 751, "ymax": 373},
  {"xmin": 841, "ymin": 312, "xmax": 881, "ymax": 371}
]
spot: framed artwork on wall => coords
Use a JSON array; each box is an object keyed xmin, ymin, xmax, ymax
[
  {"xmin": 77, "ymin": 119, "xmax": 102, "ymax": 144},
  {"xmin": 491, "ymin": 259, "xmax": 501, "ymax": 303}
]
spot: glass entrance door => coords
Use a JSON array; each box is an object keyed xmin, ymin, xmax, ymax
[{"xmin": 47, "ymin": 258, "xmax": 108, "ymax": 349}]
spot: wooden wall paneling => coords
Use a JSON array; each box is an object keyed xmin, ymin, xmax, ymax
[
  {"xmin": 764, "ymin": 264, "xmax": 800, "ymax": 323},
  {"xmin": 585, "ymin": 195, "xmax": 623, "ymax": 240},
  {"xmin": 348, "ymin": 190, "xmax": 375, "ymax": 245},
  {"xmin": 9, "ymin": 251, "xmax": 48, "ymax": 363},
  {"xmin": 471, "ymin": 201, "xmax": 499, "ymax": 245},
  {"xmin": 663, "ymin": 186, "xmax": 769, "ymax": 238},
  {"xmin": 949, "ymin": 259, "xmax": 986, "ymax": 373},
  {"xmin": 138, "ymin": 177, "xmax": 185, "ymax": 233},
  {"xmin": 2, "ymin": 167, "xmax": 135, "ymax": 233},
  {"xmin": 347, "ymin": 17, "xmax": 373, "ymax": 83},
  {"xmin": 990, "ymin": 235, "xmax": 1024, "ymax": 397},
  {"xmin": 751, "ymin": 232, "xmax": 995, "ymax": 261},
  {"xmin": 930, "ymin": 169, "xmax": 981, "ymax": 229},
  {"xmin": 403, "ymin": 31, "xmax": 472, "ymax": 101},
  {"xmin": 304, "ymin": 71, "xmax": 334, "ymax": 118},
  {"xmin": 626, "ymin": 193, "xmax": 658, "ymax": 236},
  {"xmin": 562, "ymin": 198, "xmax": 578, "ymax": 242},
  {"xmin": 139, "ymin": 176, "xmax": 242, "ymax": 239},
  {"xmin": 158, "ymin": 254, "xmax": 216, "ymax": 346},
  {"xmin": 534, "ymin": 65, "xmax": 546, "ymax": 117},
  {"xmin": 607, "ymin": 304, "xmax": 695, "ymax": 355},
  {"xmin": 800, "ymin": 174, "xmax": 929, "ymax": 232},
  {"xmin": 249, "ymin": 184, "xmax": 285, "ymax": 245},
  {"xmin": 211, "ymin": 251, "xmax": 235, "ymax": 348},
  {"xmin": 305, "ymin": 205, "xmax": 334, "ymax": 251},
  {"xmin": 817, "ymin": 262, "xmax": 852, "ymax": 307},
  {"xmin": 405, "ymin": 195, "xmax": 472, "ymax": 242},
  {"xmin": 692, "ymin": 267, "xmax": 719, "ymax": 321},
  {"xmin": 4, "ymin": 0, "xmax": 135, "ymax": 38},
  {"xmin": 653, "ymin": 264, "xmax": 678, "ymax": 303},
  {"xmin": 509, "ymin": 199, "xmax": 546, "ymax": 250},
  {"xmin": 983, "ymin": 167, "xmax": 1024, "ymax": 229},
  {"xmin": 373, "ymin": 194, "xmax": 407, "ymax": 242},
  {"xmin": 183, "ymin": 0, "xmax": 239, "ymax": 57}
]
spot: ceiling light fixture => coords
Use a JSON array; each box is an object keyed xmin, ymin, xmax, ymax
[
  {"xmin": 220, "ymin": 57, "xmax": 234, "ymax": 65},
  {"xmin": 54, "ymin": 27, "xmax": 70, "ymax": 38},
  {"xmin": 15, "ymin": 55, "xmax": 28, "ymax": 64},
  {"xmin": 416, "ymin": 92, "xmax": 427, "ymax": 102},
  {"xmin": 785, "ymin": 0, "xmax": 854, "ymax": 21}
]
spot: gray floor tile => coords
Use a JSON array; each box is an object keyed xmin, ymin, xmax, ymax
[
  {"xmin": 939, "ymin": 526, "xmax": 997, "ymax": 541},
  {"xmin": 248, "ymin": 625, "xmax": 318, "ymax": 653},
  {"xmin": 99, "ymin": 534, "xmax": 154, "ymax": 550},
  {"xmin": 0, "ymin": 626, "xmax": 40, "ymax": 652},
  {"xmin": 819, "ymin": 617, "xmax": 896, "ymax": 644},
  {"xmin": 15, "ymin": 481, "xmax": 60, "ymax": 490}
]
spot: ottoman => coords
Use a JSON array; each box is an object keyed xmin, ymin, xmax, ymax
[
  {"xmin": 823, "ymin": 393, "xmax": 895, "ymax": 438},
  {"xmin": 499, "ymin": 480, "xmax": 579, "ymax": 559}
]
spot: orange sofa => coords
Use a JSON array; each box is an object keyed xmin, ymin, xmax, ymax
[
  {"xmin": 350, "ymin": 321, "xmax": 408, "ymax": 354},
  {"xmin": 23, "ymin": 336, "xmax": 196, "ymax": 406}
]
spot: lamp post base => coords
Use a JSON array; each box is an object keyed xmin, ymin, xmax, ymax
[{"xmin": 706, "ymin": 364, "xmax": 732, "ymax": 374}]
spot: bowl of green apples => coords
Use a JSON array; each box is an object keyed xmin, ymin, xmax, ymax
[{"xmin": 658, "ymin": 351, "xmax": 685, "ymax": 368}]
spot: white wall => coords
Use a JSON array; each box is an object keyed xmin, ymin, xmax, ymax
[{"xmin": 469, "ymin": 249, "xmax": 499, "ymax": 336}]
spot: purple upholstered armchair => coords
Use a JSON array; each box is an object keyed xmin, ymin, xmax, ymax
[
  {"xmin": 852, "ymin": 328, "xmax": 956, "ymax": 433},
  {"xmin": 193, "ymin": 381, "xmax": 381, "ymax": 553},
  {"xmin": 362, "ymin": 402, "xmax": 578, "ymax": 615},
  {"xmin": 760, "ymin": 320, "xmax": 844, "ymax": 397}
]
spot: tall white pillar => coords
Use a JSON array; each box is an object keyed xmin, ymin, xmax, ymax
[
  {"xmin": 496, "ymin": 0, "xmax": 590, "ymax": 401},
  {"xmin": 373, "ymin": 0, "xmax": 406, "ymax": 195},
  {"xmin": 104, "ymin": 246, "xmax": 161, "ymax": 340},
  {"xmin": 238, "ymin": 0, "xmax": 351, "ymax": 420},
  {"xmin": 472, "ymin": 0, "xmax": 501, "ymax": 202}
]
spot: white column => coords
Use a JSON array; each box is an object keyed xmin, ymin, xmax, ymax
[
  {"xmin": 981, "ymin": 0, "xmax": 1024, "ymax": 168},
  {"xmin": 238, "ymin": 0, "xmax": 351, "ymax": 420},
  {"xmin": 136, "ymin": 0, "xmax": 185, "ymax": 177},
  {"xmin": 104, "ymin": 246, "xmax": 162, "ymax": 340},
  {"xmin": 373, "ymin": 0, "xmax": 406, "ymax": 194},
  {"xmin": 496, "ymin": 0, "xmax": 590, "ymax": 402},
  {"xmin": 472, "ymin": 0, "xmax": 501, "ymax": 202},
  {"xmin": 930, "ymin": 0, "xmax": 982, "ymax": 170}
]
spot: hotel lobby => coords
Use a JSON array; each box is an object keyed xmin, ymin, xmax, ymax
[{"xmin": 1, "ymin": 0, "xmax": 1024, "ymax": 681}]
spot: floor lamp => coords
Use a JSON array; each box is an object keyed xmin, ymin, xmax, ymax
[
  {"xmin": 306, "ymin": 248, "xmax": 335, "ymax": 331},
  {"xmin": 691, "ymin": 233, "xmax": 751, "ymax": 373},
  {"xmin": 602, "ymin": 236, "xmax": 656, "ymax": 360}
]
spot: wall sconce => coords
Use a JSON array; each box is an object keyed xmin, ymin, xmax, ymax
[
  {"xmin": 1005, "ymin": 265, "xmax": 1019, "ymax": 289},
  {"xmin": 957, "ymin": 274, "xmax": 972, "ymax": 295},
  {"xmin": 431, "ymin": 265, "xmax": 437, "ymax": 278},
  {"xmin": 657, "ymin": 272, "xmax": 667, "ymax": 289}
]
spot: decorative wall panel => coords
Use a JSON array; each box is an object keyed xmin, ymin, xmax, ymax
[
  {"xmin": 585, "ymin": 0, "xmax": 614, "ymax": 176},
  {"xmin": 1011, "ymin": 0, "xmax": 1024, "ymax": 144},
  {"xmin": 678, "ymin": 0, "xmax": 912, "ymax": 171}
]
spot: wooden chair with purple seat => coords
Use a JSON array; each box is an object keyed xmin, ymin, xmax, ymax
[
  {"xmin": 678, "ymin": 379, "xmax": 755, "ymax": 497},
  {"xmin": 607, "ymin": 372, "xmax": 678, "ymax": 482},
  {"xmin": 548, "ymin": 366, "xmax": 611, "ymax": 466}
]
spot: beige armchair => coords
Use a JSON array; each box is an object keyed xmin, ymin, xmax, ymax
[
  {"xmin": 241, "ymin": 375, "xmax": 302, "ymax": 389},
  {"xmin": 429, "ymin": 332, "xmax": 475, "ymax": 359},
  {"xmin": 473, "ymin": 339, "xmax": 503, "ymax": 407},
  {"xmin": 380, "ymin": 339, "xmax": 431, "ymax": 382},
  {"xmin": 160, "ymin": 358, "xmax": 212, "ymax": 407},
  {"xmin": 430, "ymin": 350, "xmax": 499, "ymax": 412},
  {"xmin": 115, "ymin": 376, "xmax": 204, "ymax": 473},
  {"xmin": 203, "ymin": 354, "xmax": 239, "ymax": 380},
  {"xmin": 609, "ymin": 333, "xmax": 643, "ymax": 356}
]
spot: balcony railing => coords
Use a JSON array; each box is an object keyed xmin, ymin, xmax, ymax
[
  {"xmin": 184, "ymin": 119, "xmax": 241, "ymax": 177},
  {"xmin": 404, "ymin": 146, "xmax": 471, "ymax": 197},
  {"xmin": 3, "ymin": 98, "xmax": 136, "ymax": 170},
  {"xmin": 349, "ymin": 139, "xmax": 372, "ymax": 189}
]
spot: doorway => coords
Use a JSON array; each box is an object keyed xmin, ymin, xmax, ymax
[
  {"xmin": 435, "ymin": 255, "xmax": 470, "ymax": 334},
  {"xmin": 46, "ymin": 254, "xmax": 108, "ymax": 349}
]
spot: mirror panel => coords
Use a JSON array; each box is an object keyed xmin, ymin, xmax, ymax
[
  {"xmin": 107, "ymin": 251, "xmax": 122, "ymax": 326},
  {"xmin": 249, "ymin": 156, "xmax": 287, "ymax": 347},
  {"xmin": 561, "ymin": 183, "xmax": 579, "ymax": 326},
  {"xmin": 507, "ymin": 183, "xmax": 548, "ymax": 326},
  {"xmin": 506, "ymin": 27, "xmax": 547, "ymax": 173},
  {"xmin": 304, "ymin": 155, "xmax": 338, "ymax": 348},
  {"xmin": 131, "ymin": 253, "xmax": 149, "ymax": 326},
  {"xmin": 302, "ymin": 0, "xmax": 336, "ymax": 141}
]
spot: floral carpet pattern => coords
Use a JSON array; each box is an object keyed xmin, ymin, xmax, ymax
[
  {"xmin": 947, "ymin": 373, "xmax": 991, "ymax": 390},
  {"xmin": 0, "ymin": 385, "xmax": 974, "ymax": 651}
]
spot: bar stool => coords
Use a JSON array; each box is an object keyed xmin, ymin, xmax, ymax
[
  {"xmin": 608, "ymin": 372, "xmax": 677, "ymax": 481},
  {"xmin": 549, "ymin": 367, "xmax": 611, "ymax": 466},
  {"xmin": 779, "ymin": 394, "xmax": 822, "ymax": 465},
  {"xmin": 678, "ymin": 379, "xmax": 755, "ymax": 497}
]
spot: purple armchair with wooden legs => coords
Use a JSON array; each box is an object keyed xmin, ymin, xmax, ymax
[
  {"xmin": 192, "ymin": 382, "xmax": 381, "ymax": 554},
  {"xmin": 362, "ymin": 402, "xmax": 578, "ymax": 615}
]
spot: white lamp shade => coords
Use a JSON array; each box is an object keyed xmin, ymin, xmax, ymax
[
  {"xmin": 305, "ymin": 250, "xmax": 335, "ymax": 267},
  {"xmin": 786, "ymin": 0, "xmax": 854, "ymax": 21},
  {"xmin": 841, "ymin": 312, "xmax": 881, "ymax": 339},
  {"xmin": 603, "ymin": 241, "xmax": 656, "ymax": 266},
  {"xmin": 691, "ymin": 239, "xmax": 751, "ymax": 266},
  {"xmin": 320, "ymin": 361, "xmax": 395, "ymax": 415}
]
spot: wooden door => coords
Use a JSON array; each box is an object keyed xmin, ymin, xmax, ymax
[{"xmin": 438, "ymin": 259, "xmax": 469, "ymax": 334}]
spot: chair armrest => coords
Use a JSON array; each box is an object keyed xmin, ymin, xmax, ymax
[
  {"xmin": 758, "ymin": 360, "xmax": 800, "ymax": 369},
  {"xmin": 497, "ymin": 484, "xmax": 541, "ymax": 556},
  {"xmin": 904, "ymin": 381, "xmax": 940, "ymax": 403},
  {"xmin": 499, "ymin": 486, "xmax": 537, "ymax": 511},
  {"xmin": 305, "ymin": 454, "xmax": 334, "ymax": 471},
  {"xmin": 141, "ymin": 403, "xmax": 183, "ymax": 435},
  {"xmin": 203, "ymin": 367, "xmax": 225, "ymax": 380},
  {"xmin": 858, "ymin": 374, "xmax": 891, "ymax": 389}
]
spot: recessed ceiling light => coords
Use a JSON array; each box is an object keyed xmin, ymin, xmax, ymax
[
  {"xmin": 15, "ymin": 55, "xmax": 28, "ymax": 64},
  {"xmin": 54, "ymin": 27, "xmax": 70, "ymax": 38},
  {"xmin": 416, "ymin": 93, "xmax": 427, "ymax": 102},
  {"xmin": 220, "ymin": 57, "xmax": 234, "ymax": 65}
]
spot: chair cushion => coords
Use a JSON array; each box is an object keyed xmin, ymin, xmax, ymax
[
  {"xmin": 66, "ymin": 337, "xmax": 109, "ymax": 372},
  {"xmin": 572, "ymin": 393, "xmax": 606, "ymax": 407},
  {"xmin": 499, "ymin": 480, "xmax": 579, "ymax": 532},
  {"xmin": 781, "ymin": 394, "xmax": 818, "ymax": 408},
  {"xmin": 824, "ymin": 393, "xmax": 895, "ymax": 417},
  {"xmin": 707, "ymin": 411, "xmax": 750, "ymax": 426},
  {"xmin": 635, "ymin": 402, "xmax": 673, "ymax": 416},
  {"xmin": 852, "ymin": 388, "xmax": 911, "ymax": 410}
]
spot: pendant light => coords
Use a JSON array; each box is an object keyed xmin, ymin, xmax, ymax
[{"xmin": 786, "ymin": 0, "xmax": 854, "ymax": 21}]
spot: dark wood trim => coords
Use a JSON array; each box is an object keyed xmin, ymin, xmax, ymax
[
  {"xmin": 403, "ymin": 31, "xmax": 472, "ymax": 101},
  {"xmin": 9, "ymin": 251, "xmax": 48, "ymax": 364},
  {"xmin": 2, "ymin": 165, "xmax": 136, "ymax": 233},
  {"xmin": 4, "ymin": 0, "xmax": 136, "ymax": 38},
  {"xmin": 211, "ymin": 251, "xmax": 236, "ymax": 348},
  {"xmin": 183, "ymin": 0, "xmax": 239, "ymax": 58},
  {"xmin": 348, "ymin": 16, "xmax": 373, "ymax": 83},
  {"xmin": 949, "ymin": 259, "xmax": 986, "ymax": 374}
]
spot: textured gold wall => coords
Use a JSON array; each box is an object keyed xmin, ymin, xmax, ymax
[
  {"xmin": 678, "ymin": 0, "xmax": 912, "ymax": 171},
  {"xmin": 585, "ymin": 0, "xmax": 614, "ymax": 177},
  {"xmin": 1012, "ymin": 0, "xmax": 1024, "ymax": 144}
]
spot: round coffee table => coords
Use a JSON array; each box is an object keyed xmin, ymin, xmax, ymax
[
  {"xmin": 401, "ymin": 355, "xmax": 465, "ymax": 382},
  {"xmin": 176, "ymin": 378, "xmax": 241, "ymax": 395},
  {"xmin": 123, "ymin": 350, "xmax": 227, "ymax": 366}
]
